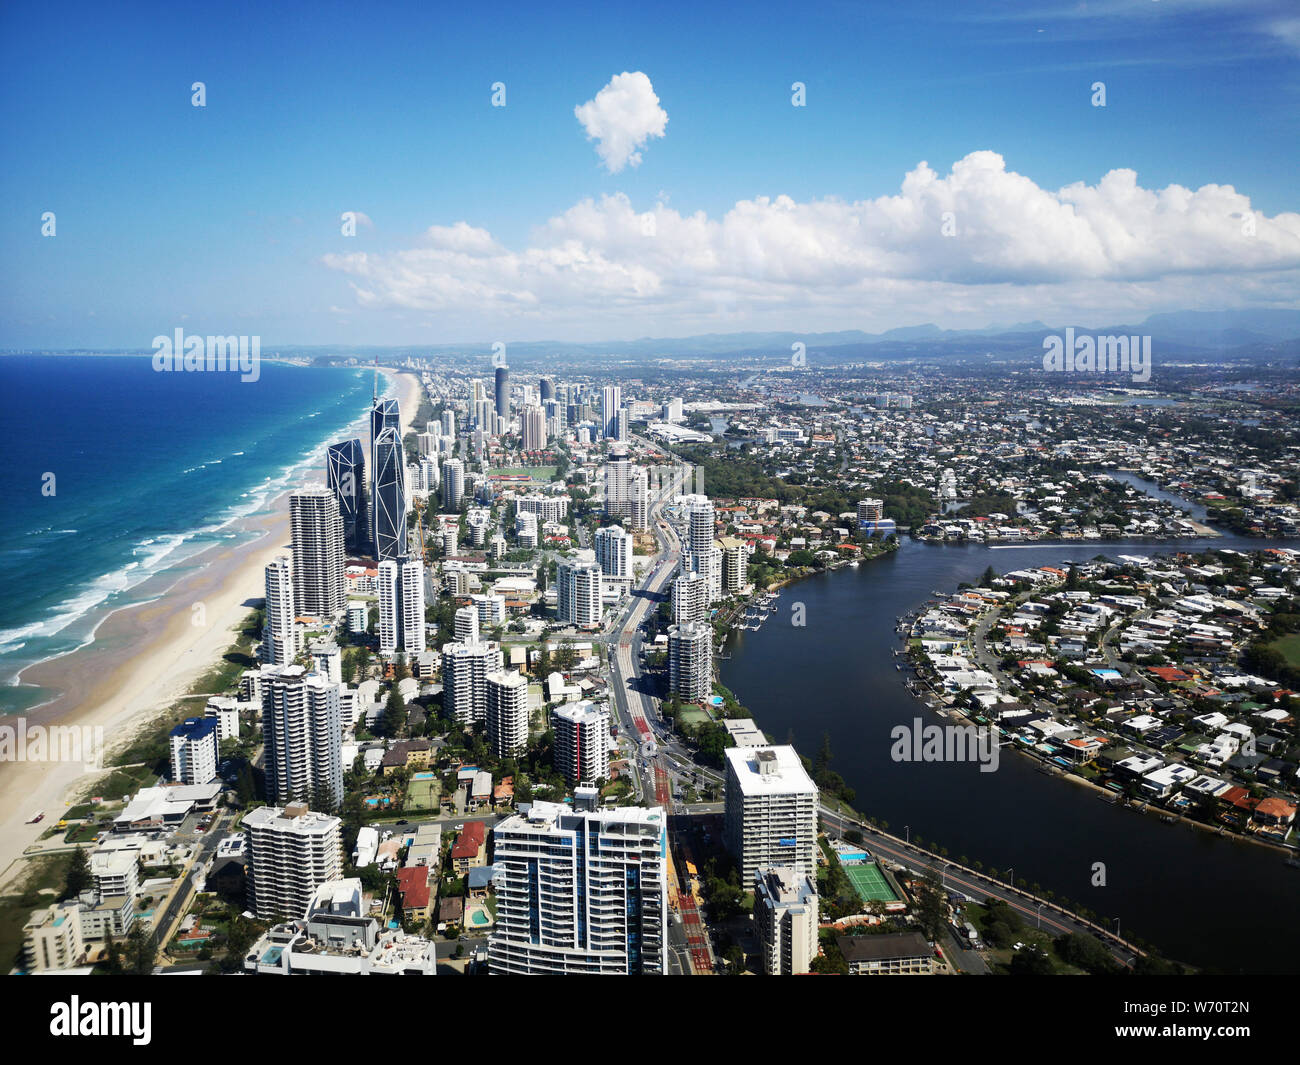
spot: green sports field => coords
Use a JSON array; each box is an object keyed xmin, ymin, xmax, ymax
[{"xmin": 844, "ymin": 861, "xmax": 899, "ymax": 904}]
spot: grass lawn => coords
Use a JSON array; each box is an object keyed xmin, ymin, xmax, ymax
[
  {"xmin": 677, "ymin": 707, "xmax": 712, "ymax": 728},
  {"xmin": 1270, "ymin": 633, "xmax": 1300, "ymax": 670},
  {"xmin": 490, "ymin": 466, "xmax": 558, "ymax": 480}
]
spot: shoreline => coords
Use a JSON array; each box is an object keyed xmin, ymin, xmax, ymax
[{"xmin": 0, "ymin": 368, "xmax": 423, "ymax": 889}]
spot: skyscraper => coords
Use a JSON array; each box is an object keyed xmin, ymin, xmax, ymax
[
  {"xmin": 262, "ymin": 555, "xmax": 295, "ymax": 666},
  {"xmin": 326, "ymin": 438, "xmax": 366, "ymax": 554},
  {"xmin": 521, "ymin": 404, "xmax": 546, "ymax": 451},
  {"xmin": 494, "ymin": 364, "xmax": 510, "ymax": 421},
  {"xmin": 372, "ymin": 426, "xmax": 408, "ymax": 562},
  {"xmin": 600, "ymin": 385, "xmax": 621, "ymax": 439},
  {"xmin": 440, "ymin": 640, "xmax": 503, "ymax": 729},
  {"xmin": 486, "ymin": 670, "xmax": 530, "ymax": 759},
  {"xmin": 169, "ymin": 717, "xmax": 220, "ymax": 785},
  {"xmin": 244, "ymin": 803, "xmax": 343, "ymax": 921},
  {"xmin": 441, "ymin": 458, "xmax": 465, "ymax": 512},
  {"xmin": 594, "ymin": 524, "xmax": 633, "ymax": 584},
  {"xmin": 489, "ymin": 802, "xmax": 668, "ymax": 975},
  {"xmin": 539, "ymin": 376, "xmax": 554, "ymax": 403},
  {"xmin": 290, "ymin": 488, "xmax": 346, "ymax": 617},
  {"xmin": 557, "ymin": 559, "xmax": 602, "ymax": 628},
  {"xmin": 672, "ymin": 571, "xmax": 711, "ymax": 626},
  {"xmin": 378, "ymin": 557, "xmax": 425, "ymax": 655},
  {"xmin": 261, "ymin": 664, "xmax": 344, "ymax": 811},
  {"xmin": 668, "ymin": 620, "xmax": 713, "ymax": 703},
  {"xmin": 724, "ymin": 746, "xmax": 819, "ymax": 883},
  {"xmin": 754, "ymin": 868, "xmax": 819, "ymax": 976},
  {"xmin": 552, "ymin": 701, "xmax": 611, "ymax": 787}
]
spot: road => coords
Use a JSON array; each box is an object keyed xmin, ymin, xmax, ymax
[{"xmin": 818, "ymin": 805, "xmax": 1143, "ymax": 968}]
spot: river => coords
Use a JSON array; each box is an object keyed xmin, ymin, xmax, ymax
[{"xmin": 719, "ymin": 534, "xmax": 1300, "ymax": 974}]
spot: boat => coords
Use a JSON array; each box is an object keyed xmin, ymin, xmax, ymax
[{"xmin": 27, "ymin": 812, "xmax": 44, "ymax": 824}]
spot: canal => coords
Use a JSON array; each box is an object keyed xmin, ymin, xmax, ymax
[{"xmin": 719, "ymin": 534, "xmax": 1300, "ymax": 973}]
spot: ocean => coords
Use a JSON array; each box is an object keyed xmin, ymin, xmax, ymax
[{"xmin": 0, "ymin": 354, "xmax": 384, "ymax": 714}]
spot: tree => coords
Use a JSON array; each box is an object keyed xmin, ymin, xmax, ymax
[
  {"xmin": 1009, "ymin": 947, "xmax": 1054, "ymax": 975},
  {"xmin": 125, "ymin": 924, "xmax": 156, "ymax": 975},
  {"xmin": 62, "ymin": 846, "xmax": 91, "ymax": 900},
  {"xmin": 815, "ymin": 731, "xmax": 833, "ymax": 776}
]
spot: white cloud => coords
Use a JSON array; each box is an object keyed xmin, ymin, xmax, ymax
[
  {"xmin": 321, "ymin": 152, "xmax": 1300, "ymax": 336},
  {"xmin": 574, "ymin": 71, "xmax": 668, "ymax": 173}
]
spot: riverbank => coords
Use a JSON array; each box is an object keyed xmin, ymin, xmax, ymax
[{"xmin": 0, "ymin": 368, "xmax": 422, "ymax": 889}]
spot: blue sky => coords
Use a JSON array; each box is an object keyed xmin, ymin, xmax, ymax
[{"xmin": 2, "ymin": 0, "xmax": 1297, "ymax": 347}]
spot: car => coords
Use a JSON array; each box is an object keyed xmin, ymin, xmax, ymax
[
  {"xmin": 454, "ymin": 823, "xmax": 464, "ymax": 831},
  {"xmin": 1012, "ymin": 942, "xmax": 1024, "ymax": 951},
  {"xmin": 395, "ymin": 819, "xmax": 409, "ymax": 826}
]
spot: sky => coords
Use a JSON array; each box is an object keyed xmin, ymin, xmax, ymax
[{"xmin": 2, "ymin": 0, "xmax": 1298, "ymax": 349}]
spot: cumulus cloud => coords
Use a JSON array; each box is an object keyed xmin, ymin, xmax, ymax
[
  {"xmin": 321, "ymin": 152, "xmax": 1300, "ymax": 334},
  {"xmin": 574, "ymin": 71, "xmax": 668, "ymax": 173}
]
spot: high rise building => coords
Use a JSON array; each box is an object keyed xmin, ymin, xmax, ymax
[
  {"xmin": 754, "ymin": 867, "xmax": 818, "ymax": 975},
  {"xmin": 600, "ymin": 385, "xmax": 621, "ymax": 440},
  {"xmin": 453, "ymin": 604, "xmax": 480, "ymax": 643},
  {"xmin": 515, "ymin": 510, "xmax": 538, "ymax": 549},
  {"xmin": 552, "ymin": 701, "xmax": 611, "ymax": 786},
  {"xmin": 372, "ymin": 427, "xmax": 408, "ymax": 562},
  {"xmin": 486, "ymin": 670, "xmax": 530, "ymax": 759},
  {"xmin": 441, "ymin": 409, "xmax": 456, "ymax": 438},
  {"xmin": 719, "ymin": 537, "xmax": 750, "ymax": 595},
  {"xmin": 668, "ymin": 621, "xmax": 712, "ymax": 703},
  {"xmin": 603, "ymin": 446, "xmax": 630, "ymax": 520},
  {"xmin": 244, "ymin": 803, "xmax": 344, "ymax": 921},
  {"xmin": 488, "ymin": 801, "xmax": 667, "ymax": 975},
  {"xmin": 594, "ymin": 524, "xmax": 633, "ymax": 584},
  {"xmin": 378, "ymin": 557, "xmax": 425, "ymax": 654},
  {"xmin": 441, "ymin": 458, "xmax": 465, "ymax": 511},
  {"xmin": 521, "ymin": 404, "xmax": 546, "ymax": 451},
  {"xmin": 290, "ymin": 488, "xmax": 346, "ymax": 617},
  {"xmin": 680, "ymin": 494, "xmax": 721, "ymax": 600},
  {"xmin": 494, "ymin": 364, "xmax": 510, "ymax": 421},
  {"xmin": 857, "ymin": 499, "xmax": 884, "ymax": 522},
  {"xmin": 557, "ymin": 560, "xmax": 602, "ymax": 629},
  {"xmin": 440, "ymin": 640, "xmax": 503, "ymax": 729},
  {"xmin": 515, "ymin": 494, "xmax": 568, "ymax": 523},
  {"xmin": 672, "ymin": 571, "xmax": 711, "ymax": 626},
  {"xmin": 724, "ymin": 746, "xmax": 819, "ymax": 882},
  {"xmin": 168, "ymin": 716, "xmax": 220, "ymax": 785},
  {"xmin": 326, "ymin": 439, "xmax": 367, "ymax": 554},
  {"xmin": 628, "ymin": 468, "xmax": 649, "ymax": 531},
  {"xmin": 262, "ymin": 555, "xmax": 296, "ymax": 666},
  {"xmin": 261, "ymin": 664, "xmax": 344, "ymax": 811},
  {"xmin": 614, "ymin": 408, "xmax": 628, "ymax": 443}
]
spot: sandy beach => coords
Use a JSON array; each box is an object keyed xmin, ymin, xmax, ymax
[{"xmin": 0, "ymin": 368, "xmax": 423, "ymax": 889}]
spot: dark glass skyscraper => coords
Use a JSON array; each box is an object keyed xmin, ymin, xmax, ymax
[
  {"xmin": 326, "ymin": 438, "xmax": 366, "ymax": 554},
  {"xmin": 372, "ymin": 426, "xmax": 407, "ymax": 562},
  {"xmin": 539, "ymin": 376, "xmax": 554, "ymax": 403},
  {"xmin": 494, "ymin": 364, "xmax": 510, "ymax": 421}
]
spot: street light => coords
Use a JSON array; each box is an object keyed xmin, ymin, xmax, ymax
[
  {"xmin": 905, "ymin": 825, "xmax": 910, "ymax": 845},
  {"xmin": 1036, "ymin": 903, "xmax": 1044, "ymax": 929}
]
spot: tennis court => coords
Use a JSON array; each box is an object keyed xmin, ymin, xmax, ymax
[
  {"xmin": 844, "ymin": 861, "xmax": 899, "ymax": 904},
  {"xmin": 405, "ymin": 776, "xmax": 440, "ymax": 811}
]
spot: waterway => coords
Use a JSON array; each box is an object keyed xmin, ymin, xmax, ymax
[{"xmin": 719, "ymin": 534, "xmax": 1300, "ymax": 973}]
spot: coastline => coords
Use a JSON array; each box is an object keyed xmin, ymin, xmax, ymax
[{"xmin": 0, "ymin": 368, "xmax": 423, "ymax": 889}]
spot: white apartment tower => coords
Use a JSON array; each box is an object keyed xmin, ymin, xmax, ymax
[
  {"xmin": 672, "ymin": 571, "xmax": 711, "ymax": 626},
  {"xmin": 521, "ymin": 404, "xmax": 547, "ymax": 451},
  {"xmin": 486, "ymin": 670, "xmax": 530, "ymax": 759},
  {"xmin": 290, "ymin": 488, "xmax": 346, "ymax": 618},
  {"xmin": 440, "ymin": 640, "xmax": 503, "ymax": 729},
  {"xmin": 378, "ymin": 557, "xmax": 425, "ymax": 654},
  {"xmin": 724, "ymin": 745, "xmax": 819, "ymax": 882},
  {"xmin": 453, "ymin": 603, "xmax": 480, "ymax": 643},
  {"xmin": 551, "ymin": 701, "xmax": 611, "ymax": 787},
  {"xmin": 489, "ymin": 801, "xmax": 667, "ymax": 975},
  {"xmin": 441, "ymin": 458, "xmax": 465, "ymax": 511},
  {"xmin": 262, "ymin": 555, "xmax": 296, "ymax": 666},
  {"xmin": 754, "ymin": 867, "xmax": 819, "ymax": 976},
  {"xmin": 244, "ymin": 803, "xmax": 344, "ymax": 921},
  {"xmin": 557, "ymin": 560, "xmax": 603, "ymax": 629},
  {"xmin": 668, "ymin": 620, "xmax": 713, "ymax": 703},
  {"xmin": 594, "ymin": 524, "xmax": 634, "ymax": 584},
  {"xmin": 261, "ymin": 664, "xmax": 344, "ymax": 811}
]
